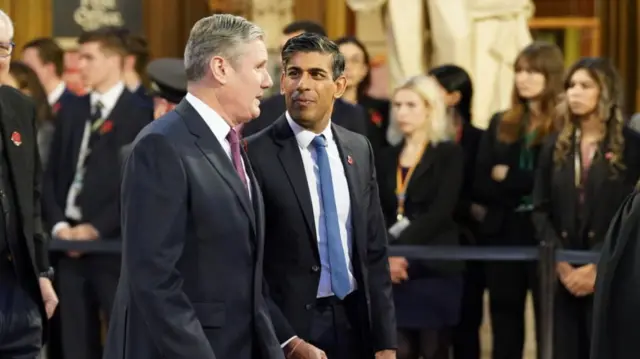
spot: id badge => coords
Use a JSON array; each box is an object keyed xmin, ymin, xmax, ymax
[{"xmin": 388, "ymin": 217, "xmax": 411, "ymax": 239}]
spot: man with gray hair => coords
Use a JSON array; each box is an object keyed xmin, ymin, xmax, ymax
[
  {"xmin": 0, "ymin": 9, "xmax": 59, "ymax": 359},
  {"xmin": 103, "ymin": 14, "xmax": 282, "ymax": 359}
]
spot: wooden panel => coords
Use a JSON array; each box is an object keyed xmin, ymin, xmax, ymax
[
  {"xmin": 4, "ymin": 0, "xmax": 52, "ymax": 52},
  {"xmin": 293, "ymin": 0, "xmax": 324, "ymax": 26},
  {"xmin": 325, "ymin": 0, "xmax": 347, "ymax": 39},
  {"xmin": 533, "ymin": 0, "xmax": 596, "ymax": 17}
]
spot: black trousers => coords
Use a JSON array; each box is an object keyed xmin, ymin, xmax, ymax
[
  {"xmin": 58, "ymin": 255, "xmax": 120, "ymax": 359},
  {"xmin": 486, "ymin": 211, "xmax": 540, "ymax": 359},
  {"xmin": 308, "ymin": 293, "xmax": 365, "ymax": 359},
  {"xmin": 0, "ymin": 257, "xmax": 42, "ymax": 359},
  {"xmin": 397, "ymin": 328, "xmax": 451, "ymax": 359},
  {"xmin": 553, "ymin": 283, "xmax": 592, "ymax": 359},
  {"xmin": 453, "ymin": 260, "xmax": 485, "ymax": 359}
]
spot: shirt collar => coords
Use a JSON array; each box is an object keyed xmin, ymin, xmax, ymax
[
  {"xmin": 91, "ymin": 81, "xmax": 125, "ymax": 112},
  {"xmin": 185, "ymin": 93, "xmax": 232, "ymax": 144},
  {"xmin": 285, "ymin": 111, "xmax": 333, "ymax": 149},
  {"xmin": 48, "ymin": 81, "xmax": 66, "ymax": 105}
]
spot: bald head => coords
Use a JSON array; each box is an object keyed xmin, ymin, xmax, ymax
[
  {"xmin": 0, "ymin": 10, "xmax": 13, "ymax": 40},
  {"xmin": 0, "ymin": 10, "xmax": 13, "ymax": 84}
]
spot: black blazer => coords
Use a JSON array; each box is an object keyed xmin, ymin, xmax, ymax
[
  {"xmin": 245, "ymin": 115, "xmax": 396, "ymax": 354},
  {"xmin": 377, "ymin": 141, "xmax": 464, "ymax": 273},
  {"xmin": 359, "ymin": 95, "xmax": 391, "ymax": 154},
  {"xmin": 532, "ymin": 128, "xmax": 640, "ymax": 251},
  {"xmin": 473, "ymin": 112, "xmax": 545, "ymax": 237},
  {"xmin": 242, "ymin": 94, "xmax": 368, "ymax": 137},
  {"xmin": 0, "ymin": 85, "xmax": 49, "ymax": 321},
  {"xmin": 103, "ymin": 100, "xmax": 283, "ymax": 359},
  {"xmin": 42, "ymin": 90, "xmax": 152, "ymax": 238},
  {"xmin": 455, "ymin": 122, "xmax": 484, "ymax": 240}
]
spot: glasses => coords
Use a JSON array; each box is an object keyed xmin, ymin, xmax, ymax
[{"xmin": 0, "ymin": 42, "xmax": 15, "ymax": 58}]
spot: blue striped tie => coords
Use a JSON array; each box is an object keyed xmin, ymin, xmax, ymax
[{"xmin": 311, "ymin": 135, "xmax": 350, "ymax": 299}]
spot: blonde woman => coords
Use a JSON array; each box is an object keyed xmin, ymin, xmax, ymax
[{"xmin": 376, "ymin": 75, "xmax": 464, "ymax": 359}]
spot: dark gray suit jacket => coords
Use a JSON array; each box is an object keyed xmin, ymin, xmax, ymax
[{"xmin": 104, "ymin": 99, "xmax": 283, "ymax": 359}]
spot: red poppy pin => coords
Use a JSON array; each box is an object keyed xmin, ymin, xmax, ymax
[
  {"xmin": 347, "ymin": 155, "xmax": 353, "ymax": 165},
  {"xmin": 242, "ymin": 139, "xmax": 249, "ymax": 153},
  {"xmin": 100, "ymin": 120, "xmax": 114, "ymax": 135},
  {"xmin": 52, "ymin": 102, "xmax": 61, "ymax": 115},
  {"xmin": 605, "ymin": 151, "xmax": 614, "ymax": 161},
  {"xmin": 370, "ymin": 110, "xmax": 383, "ymax": 127},
  {"xmin": 10, "ymin": 131, "xmax": 21, "ymax": 146}
]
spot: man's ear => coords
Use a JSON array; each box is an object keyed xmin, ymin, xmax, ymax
[
  {"xmin": 333, "ymin": 74, "xmax": 347, "ymax": 99},
  {"xmin": 209, "ymin": 56, "xmax": 229, "ymax": 84}
]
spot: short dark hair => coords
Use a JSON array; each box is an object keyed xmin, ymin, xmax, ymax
[
  {"xmin": 281, "ymin": 33, "xmax": 345, "ymax": 80},
  {"xmin": 282, "ymin": 21, "xmax": 326, "ymax": 37},
  {"xmin": 23, "ymin": 37, "xmax": 64, "ymax": 77},
  {"xmin": 78, "ymin": 27, "xmax": 128, "ymax": 57}
]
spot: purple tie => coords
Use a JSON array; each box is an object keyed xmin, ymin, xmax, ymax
[{"xmin": 226, "ymin": 128, "xmax": 248, "ymax": 190}]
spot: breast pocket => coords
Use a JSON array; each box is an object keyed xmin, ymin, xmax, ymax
[{"xmin": 192, "ymin": 302, "xmax": 226, "ymax": 328}]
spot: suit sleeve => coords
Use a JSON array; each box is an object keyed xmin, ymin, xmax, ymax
[
  {"xmin": 351, "ymin": 103, "xmax": 368, "ymax": 136},
  {"xmin": 122, "ymin": 134, "xmax": 216, "ymax": 359},
  {"xmin": 364, "ymin": 140, "xmax": 397, "ymax": 351},
  {"xmin": 531, "ymin": 136, "xmax": 562, "ymax": 248},
  {"xmin": 29, "ymin": 101, "xmax": 49, "ymax": 271},
  {"xmin": 396, "ymin": 145, "xmax": 464, "ymax": 245}
]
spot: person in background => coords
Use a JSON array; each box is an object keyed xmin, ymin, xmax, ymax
[
  {"xmin": 123, "ymin": 32, "xmax": 152, "ymax": 103},
  {"xmin": 473, "ymin": 41, "xmax": 564, "ymax": 359},
  {"xmin": 377, "ymin": 75, "xmax": 464, "ymax": 359},
  {"xmin": 336, "ymin": 36, "xmax": 390, "ymax": 155},
  {"xmin": 428, "ymin": 64, "xmax": 484, "ymax": 359},
  {"xmin": 534, "ymin": 57, "xmax": 640, "ymax": 359},
  {"xmin": 21, "ymin": 37, "xmax": 75, "ymax": 114},
  {"xmin": 242, "ymin": 21, "xmax": 367, "ymax": 137},
  {"xmin": 5, "ymin": 61, "xmax": 55, "ymax": 168},
  {"xmin": 0, "ymin": 9, "xmax": 58, "ymax": 358}
]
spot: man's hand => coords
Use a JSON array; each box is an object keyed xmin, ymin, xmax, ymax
[
  {"xmin": 389, "ymin": 257, "xmax": 409, "ymax": 284},
  {"xmin": 284, "ymin": 338, "xmax": 327, "ymax": 359},
  {"xmin": 55, "ymin": 226, "xmax": 73, "ymax": 240},
  {"xmin": 491, "ymin": 165, "xmax": 509, "ymax": 182},
  {"xmin": 39, "ymin": 277, "xmax": 58, "ymax": 319},
  {"xmin": 470, "ymin": 203, "xmax": 487, "ymax": 222},
  {"xmin": 563, "ymin": 264, "xmax": 596, "ymax": 297},
  {"xmin": 72, "ymin": 223, "xmax": 99, "ymax": 241},
  {"xmin": 376, "ymin": 349, "xmax": 396, "ymax": 359}
]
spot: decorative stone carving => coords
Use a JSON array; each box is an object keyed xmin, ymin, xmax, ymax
[
  {"xmin": 251, "ymin": 0, "xmax": 294, "ymax": 50},
  {"xmin": 346, "ymin": 0, "xmax": 388, "ymax": 12},
  {"xmin": 209, "ymin": 0, "xmax": 251, "ymax": 16}
]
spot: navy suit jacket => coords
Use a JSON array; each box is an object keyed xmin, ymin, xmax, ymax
[{"xmin": 103, "ymin": 99, "xmax": 283, "ymax": 359}]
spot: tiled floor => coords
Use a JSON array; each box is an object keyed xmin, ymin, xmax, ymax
[{"xmin": 480, "ymin": 291, "xmax": 537, "ymax": 359}]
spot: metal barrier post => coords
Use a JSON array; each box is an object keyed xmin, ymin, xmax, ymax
[{"xmin": 538, "ymin": 240, "xmax": 556, "ymax": 359}]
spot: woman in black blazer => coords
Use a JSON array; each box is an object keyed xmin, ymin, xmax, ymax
[
  {"xmin": 429, "ymin": 64, "xmax": 484, "ymax": 359},
  {"xmin": 533, "ymin": 57, "xmax": 640, "ymax": 359},
  {"xmin": 377, "ymin": 75, "xmax": 464, "ymax": 359},
  {"xmin": 473, "ymin": 41, "xmax": 565, "ymax": 359}
]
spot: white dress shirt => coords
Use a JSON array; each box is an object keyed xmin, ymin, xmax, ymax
[
  {"xmin": 185, "ymin": 93, "xmax": 251, "ymax": 197},
  {"xmin": 53, "ymin": 82, "xmax": 126, "ymax": 235},
  {"xmin": 48, "ymin": 81, "xmax": 66, "ymax": 106},
  {"xmin": 285, "ymin": 112, "xmax": 356, "ymax": 298}
]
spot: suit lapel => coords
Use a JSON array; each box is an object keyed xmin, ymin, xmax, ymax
[
  {"xmin": 88, "ymin": 91, "xmax": 130, "ymax": 153},
  {"xmin": 581, "ymin": 151, "xmax": 609, "ymax": 234},
  {"xmin": 272, "ymin": 116, "xmax": 318, "ymax": 254},
  {"xmin": 332, "ymin": 125, "xmax": 365, "ymax": 261},
  {"xmin": 242, "ymin": 148, "xmax": 263, "ymax": 246},
  {"xmin": 405, "ymin": 142, "xmax": 437, "ymax": 194},
  {"xmin": 176, "ymin": 100, "xmax": 256, "ymax": 232}
]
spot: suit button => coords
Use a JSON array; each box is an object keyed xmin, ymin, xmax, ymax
[
  {"xmin": 561, "ymin": 231, "xmax": 568, "ymax": 238},
  {"xmin": 588, "ymin": 231, "xmax": 595, "ymax": 238},
  {"xmin": 305, "ymin": 303, "xmax": 313, "ymax": 310},
  {"xmin": 311, "ymin": 265, "xmax": 319, "ymax": 272}
]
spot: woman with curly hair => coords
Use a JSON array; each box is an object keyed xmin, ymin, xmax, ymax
[
  {"xmin": 533, "ymin": 57, "xmax": 640, "ymax": 359},
  {"xmin": 474, "ymin": 41, "xmax": 564, "ymax": 359}
]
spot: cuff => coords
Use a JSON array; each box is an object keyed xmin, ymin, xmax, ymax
[
  {"xmin": 51, "ymin": 221, "xmax": 69, "ymax": 237},
  {"xmin": 281, "ymin": 336, "xmax": 297, "ymax": 349}
]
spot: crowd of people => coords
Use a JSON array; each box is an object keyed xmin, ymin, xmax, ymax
[{"xmin": 0, "ymin": 7, "xmax": 639, "ymax": 359}]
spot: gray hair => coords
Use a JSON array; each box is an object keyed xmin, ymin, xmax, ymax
[
  {"xmin": 0, "ymin": 10, "xmax": 14, "ymax": 39},
  {"xmin": 184, "ymin": 14, "xmax": 264, "ymax": 82}
]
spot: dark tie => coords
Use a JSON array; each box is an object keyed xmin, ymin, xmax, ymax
[
  {"xmin": 226, "ymin": 128, "xmax": 248, "ymax": 190},
  {"xmin": 311, "ymin": 135, "xmax": 350, "ymax": 299},
  {"xmin": 88, "ymin": 101, "xmax": 104, "ymax": 148}
]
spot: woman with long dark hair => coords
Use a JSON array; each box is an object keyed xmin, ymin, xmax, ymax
[
  {"xmin": 534, "ymin": 57, "xmax": 640, "ymax": 359},
  {"xmin": 473, "ymin": 41, "xmax": 564, "ymax": 359},
  {"xmin": 429, "ymin": 64, "xmax": 484, "ymax": 359}
]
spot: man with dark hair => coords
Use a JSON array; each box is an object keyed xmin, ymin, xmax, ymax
[
  {"xmin": 246, "ymin": 32, "xmax": 397, "ymax": 359},
  {"xmin": 21, "ymin": 37, "xmax": 75, "ymax": 113},
  {"xmin": 42, "ymin": 27, "xmax": 152, "ymax": 359},
  {"xmin": 242, "ymin": 22, "xmax": 367, "ymax": 137},
  {"xmin": 123, "ymin": 33, "xmax": 151, "ymax": 100}
]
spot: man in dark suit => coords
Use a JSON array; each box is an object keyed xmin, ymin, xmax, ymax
[
  {"xmin": 0, "ymin": 10, "xmax": 58, "ymax": 358},
  {"xmin": 21, "ymin": 37, "xmax": 76, "ymax": 114},
  {"xmin": 104, "ymin": 14, "xmax": 283, "ymax": 359},
  {"xmin": 41, "ymin": 27, "xmax": 152, "ymax": 359},
  {"xmin": 241, "ymin": 21, "xmax": 367, "ymax": 137},
  {"xmin": 245, "ymin": 33, "xmax": 396, "ymax": 359}
]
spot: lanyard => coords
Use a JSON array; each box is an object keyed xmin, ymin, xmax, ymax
[
  {"xmin": 395, "ymin": 143, "xmax": 427, "ymax": 221},
  {"xmin": 573, "ymin": 129, "xmax": 598, "ymax": 187}
]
